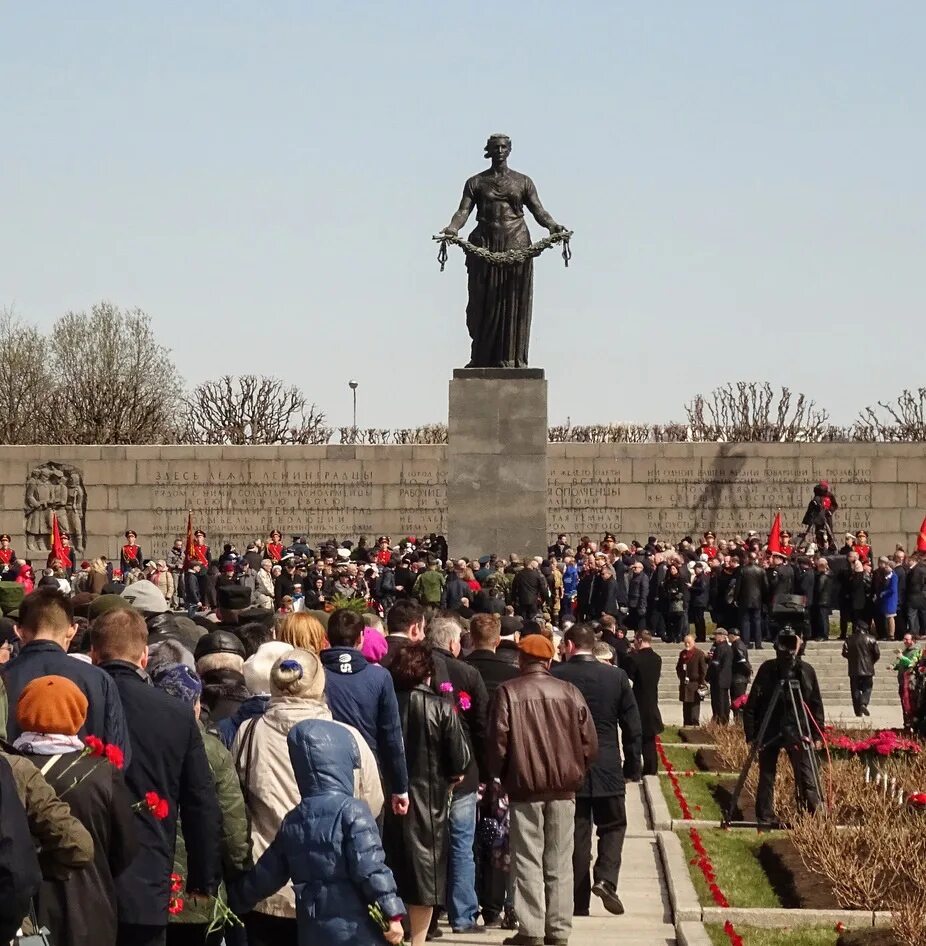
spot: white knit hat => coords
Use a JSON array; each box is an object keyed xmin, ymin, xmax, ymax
[{"xmin": 243, "ymin": 641, "xmax": 294, "ymax": 695}]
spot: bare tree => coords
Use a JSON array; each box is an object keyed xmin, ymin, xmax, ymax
[
  {"xmin": 182, "ymin": 375, "xmax": 331, "ymax": 445},
  {"xmin": 685, "ymin": 382, "xmax": 831, "ymax": 442},
  {"xmin": 854, "ymin": 388, "xmax": 926, "ymax": 442},
  {"xmin": 0, "ymin": 308, "xmax": 54, "ymax": 444},
  {"xmin": 337, "ymin": 425, "xmax": 449, "ymax": 445},
  {"xmin": 46, "ymin": 302, "xmax": 182, "ymax": 444},
  {"xmin": 547, "ymin": 423, "xmax": 691, "ymax": 443}
]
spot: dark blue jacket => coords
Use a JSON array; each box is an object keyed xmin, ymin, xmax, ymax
[
  {"xmin": 103, "ymin": 661, "xmax": 222, "ymax": 926},
  {"xmin": 320, "ymin": 648, "xmax": 408, "ymax": 794},
  {"xmin": 2, "ymin": 640, "xmax": 131, "ymax": 763},
  {"xmin": 215, "ymin": 695, "xmax": 269, "ymax": 749},
  {"xmin": 232, "ymin": 720, "xmax": 404, "ymax": 946}
]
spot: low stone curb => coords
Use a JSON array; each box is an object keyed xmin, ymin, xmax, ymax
[
  {"xmin": 700, "ymin": 907, "xmax": 886, "ymax": 928},
  {"xmin": 644, "ymin": 774, "xmax": 673, "ymax": 830},
  {"xmin": 676, "ymin": 920, "xmax": 714, "ymax": 946},
  {"xmin": 656, "ymin": 830, "xmax": 701, "ymax": 922},
  {"xmin": 658, "ymin": 771, "xmax": 738, "ymax": 777},
  {"xmin": 670, "ymin": 819, "xmax": 725, "ymax": 830}
]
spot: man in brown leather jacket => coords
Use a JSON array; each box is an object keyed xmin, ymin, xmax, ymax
[{"xmin": 488, "ymin": 634, "xmax": 598, "ymax": 946}]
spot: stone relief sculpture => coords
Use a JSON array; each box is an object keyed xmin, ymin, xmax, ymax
[{"xmin": 24, "ymin": 462, "xmax": 86, "ymax": 552}]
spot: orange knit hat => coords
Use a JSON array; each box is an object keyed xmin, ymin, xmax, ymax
[{"xmin": 17, "ymin": 675, "xmax": 88, "ymax": 736}]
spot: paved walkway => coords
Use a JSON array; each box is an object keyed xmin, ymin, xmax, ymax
[
  {"xmin": 658, "ymin": 699, "xmax": 903, "ymax": 729},
  {"xmin": 437, "ymin": 782, "xmax": 675, "ymax": 946}
]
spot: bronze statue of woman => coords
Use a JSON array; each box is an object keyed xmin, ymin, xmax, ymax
[{"xmin": 442, "ymin": 134, "xmax": 567, "ymax": 368}]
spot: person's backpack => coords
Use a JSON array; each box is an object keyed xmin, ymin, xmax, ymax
[
  {"xmin": 379, "ymin": 567, "xmax": 396, "ymax": 596},
  {"xmin": 0, "ymin": 754, "xmax": 41, "ymax": 930}
]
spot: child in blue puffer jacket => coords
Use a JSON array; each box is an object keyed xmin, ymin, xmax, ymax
[{"xmin": 232, "ymin": 719, "xmax": 405, "ymax": 946}]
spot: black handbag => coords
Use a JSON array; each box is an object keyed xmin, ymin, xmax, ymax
[{"xmin": 16, "ymin": 901, "xmax": 52, "ymax": 946}]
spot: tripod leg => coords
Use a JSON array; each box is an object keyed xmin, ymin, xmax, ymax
[
  {"xmin": 785, "ymin": 681, "xmax": 824, "ymax": 813},
  {"xmin": 725, "ymin": 685, "xmax": 782, "ymax": 824}
]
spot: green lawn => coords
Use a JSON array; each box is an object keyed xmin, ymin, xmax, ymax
[
  {"xmin": 660, "ymin": 772, "xmax": 725, "ymax": 822},
  {"xmin": 659, "ymin": 744, "xmax": 700, "ymax": 772},
  {"xmin": 705, "ymin": 926, "xmax": 838, "ymax": 946},
  {"xmin": 679, "ymin": 828, "xmax": 782, "ymax": 908},
  {"xmin": 661, "ymin": 725, "xmax": 684, "ymax": 744}
]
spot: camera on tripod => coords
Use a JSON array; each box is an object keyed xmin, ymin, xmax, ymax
[{"xmin": 773, "ymin": 627, "xmax": 802, "ymax": 679}]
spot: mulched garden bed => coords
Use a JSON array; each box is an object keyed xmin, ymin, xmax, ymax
[
  {"xmin": 838, "ymin": 932, "xmax": 899, "ymax": 946},
  {"xmin": 694, "ymin": 747, "xmax": 726, "ymax": 772},
  {"xmin": 712, "ymin": 778, "xmax": 757, "ymax": 823},
  {"xmin": 758, "ymin": 836, "xmax": 839, "ymax": 910},
  {"xmin": 679, "ymin": 726, "xmax": 717, "ymax": 744}
]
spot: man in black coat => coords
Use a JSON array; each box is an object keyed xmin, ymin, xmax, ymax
[
  {"xmin": 381, "ymin": 598, "xmax": 427, "ymax": 668},
  {"xmin": 626, "ymin": 563, "xmax": 649, "ymax": 631},
  {"xmin": 907, "ymin": 554, "xmax": 926, "ymax": 635},
  {"xmin": 728, "ymin": 629, "xmax": 752, "ymax": 718},
  {"xmin": 426, "ymin": 614, "xmax": 489, "ymax": 935},
  {"xmin": 734, "ymin": 553, "xmax": 768, "ymax": 649},
  {"xmin": 706, "ymin": 628, "xmax": 734, "ymax": 724},
  {"xmin": 575, "ymin": 562, "xmax": 596, "ymax": 623},
  {"xmin": 465, "ymin": 613, "xmax": 520, "ymax": 698},
  {"xmin": 511, "ymin": 559, "xmax": 550, "ymax": 620},
  {"xmin": 842, "ymin": 620, "xmax": 881, "ymax": 717},
  {"xmin": 628, "ymin": 631, "xmax": 663, "ymax": 775},
  {"xmin": 743, "ymin": 635, "xmax": 825, "ymax": 827},
  {"xmin": 443, "ymin": 566, "xmax": 471, "ymax": 612},
  {"xmin": 463, "ymin": 613, "xmax": 519, "ymax": 929},
  {"xmin": 2, "ymin": 589, "xmax": 131, "ymax": 760},
  {"xmin": 553, "ymin": 623, "xmax": 641, "ymax": 918},
  {"xmin": 91, "ymin": 608, "xmax": 221, "ymax": 946}
]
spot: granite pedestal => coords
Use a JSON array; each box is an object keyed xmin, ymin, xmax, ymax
[{"xmin": 447, "ymin": 368, "xmax": 548, "ymax": 560}]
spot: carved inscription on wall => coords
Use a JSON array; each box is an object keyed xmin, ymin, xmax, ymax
[
  {"xmin": 547, "ymin": 458, "xmax": 873, "ymax": 541},
  {"xmin": 143, "ymin": 463, "xmax": 447, "ymax": 545}
]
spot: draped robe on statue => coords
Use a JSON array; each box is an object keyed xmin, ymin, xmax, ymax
[{"xmin": 449, "ymin": 169, "xmax": 558, "ymax": 368}]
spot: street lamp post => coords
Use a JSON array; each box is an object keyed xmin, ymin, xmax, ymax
[{"xmin": 348, "ymin": 380, "xmax": 358, "ymax": 431}]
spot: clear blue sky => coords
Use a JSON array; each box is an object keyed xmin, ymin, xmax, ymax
[{"xmin": 2, "ymin": 2, "xmax": 923, "ymax": 428}]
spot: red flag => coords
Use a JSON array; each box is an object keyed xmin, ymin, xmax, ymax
[
  {"xmin": 184, "ymin": 511, "xmax": 196, "ymax": 565},
  {"xmin": 767, "ymin": 512, "xmax": 783, "ymax": 554},
  {"xmin": 50, "ymin": 513, "xmax": 69, "ymax": 567},
  {"xmin": 917, "ymin": 514, "xmax": 926, "ymax": 553}
]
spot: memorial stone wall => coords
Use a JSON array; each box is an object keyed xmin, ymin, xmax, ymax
[{"xmin": 0, "ymin": 443, "xmax": 922, "ymax": 559}]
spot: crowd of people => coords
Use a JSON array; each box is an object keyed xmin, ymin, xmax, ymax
[{"xmin": 0, "ymin": 510, "xmax": 925, "ymax": 946}]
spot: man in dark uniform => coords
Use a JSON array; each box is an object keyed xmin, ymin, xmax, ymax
[
  {"xmin": 628, "ymin": 631, "xmax": 662, "ymax": 775},
  {"xmin": 706, "ymin": 628, "xmax": 733, "ymax": 724}
]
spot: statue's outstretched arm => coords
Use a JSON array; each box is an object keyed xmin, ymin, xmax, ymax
[
  {"xmin": 525, "ymin": 178, "xmax": 565, "ymax": 233},
  {"xmin": 444, "ymin": 186, "xmax": 475, "ymax": 236}
]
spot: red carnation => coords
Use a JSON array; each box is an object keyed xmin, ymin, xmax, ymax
[
  {"xmin": 85, "ymin": 735, "xmax": 105, "ymax": 756},
  {"xmin": 104, "ymin": 744, "xmax": 124, "ymax": 770},
  {"xmin": 154, "ymin": 798, "xmax": 169, "ymax": 820},
  {"xmin": 145, "ymin": 791, "xmax": 160, "ymax": 809},
  {"xmin": 170, "ymin": 873, "xmax": 183, "ymax": 894},
  {"xmin": 168, "ymin": 897, "xmax": 184, "ymax": 915},
  {"xmin": 458, "ymin": 691, "xmax": 472, "ymax": 712}
]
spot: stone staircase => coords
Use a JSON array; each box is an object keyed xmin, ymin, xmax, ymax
[{"xmin": 652, "ymin": 639, "xmax": 903, "ymax": 707}]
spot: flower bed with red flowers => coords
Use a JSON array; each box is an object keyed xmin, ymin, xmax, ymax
[{"xmin": 824, "ymin": 729, "xmax": 921, "ymax": 759}]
